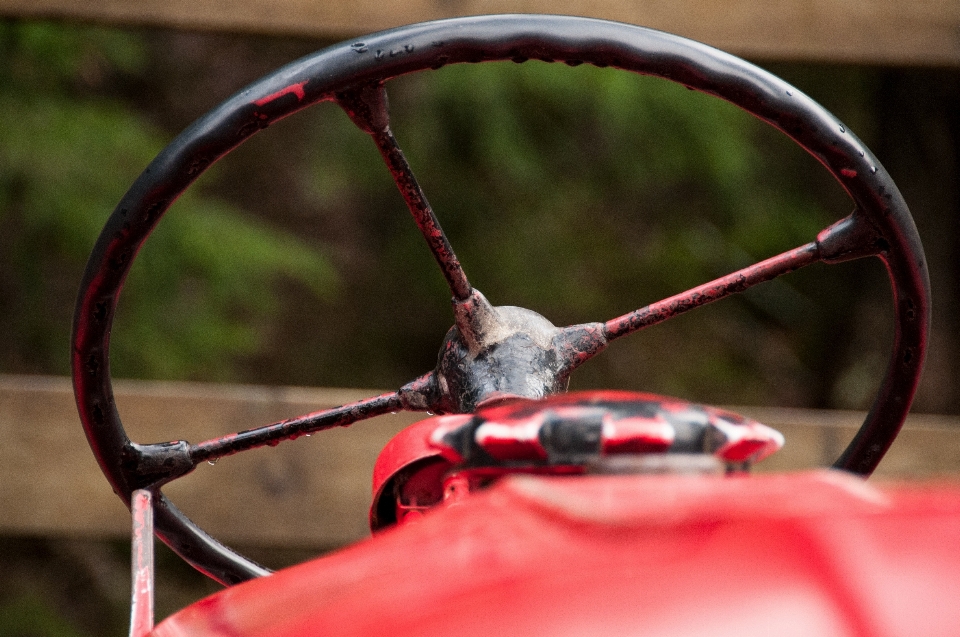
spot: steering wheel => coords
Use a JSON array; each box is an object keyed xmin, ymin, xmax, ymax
[{"xmin": 72, "ymin": 15, "xmax": 930, "ymax": 586}]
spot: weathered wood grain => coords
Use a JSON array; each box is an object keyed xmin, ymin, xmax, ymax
[{"xmin": 0, "ymin": 0, "xmax": 957, "ymax": 65}]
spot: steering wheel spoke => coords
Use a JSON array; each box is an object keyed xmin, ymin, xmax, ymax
[
  {"xmin": 603, "ymin": 208, "xmax": 895, "ymax": 344},
  {"xmin": 182, "ymin": 371, "xmax": 447, "ymax": 468},
  {"xmin": 336, "ymin": 84, "xmax": 473, "ymax": 301},
  {"xmin": 188, "ymin": 390, "xmax": 407, "ymax": 465},
  {"xmin": 604, "ymin": 241, "xmax": 821, "ymax": 342}
]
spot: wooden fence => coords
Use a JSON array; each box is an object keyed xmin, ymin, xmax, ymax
[
  {"xmin": 0, "ymin": 0, "xmax": 957, "ymax": 66},
  {"xmin": 2, "ymin": 374, "xmax": 958, "ymax": 549}
]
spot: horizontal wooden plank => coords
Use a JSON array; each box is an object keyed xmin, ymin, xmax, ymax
[
  {"xmin": 0, "ymin": 0, "xmax": 957, "ymax": 66},
  {"xmin": 1, "ymin": 374, "xmax": 959, "ymax": 549},
  {"xmin": 740, "ymin": 405, "xmax": 960, "ymax": 480},
  {"xmin": 0, "ymin": 375, "xmax": 418, "ymax": 548}
]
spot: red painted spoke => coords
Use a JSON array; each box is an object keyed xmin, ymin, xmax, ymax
[
  {"xmin": 368, "ymin": 126, "xmax": 472, "ymax": 301},
  {"xmin": 189, "ymin": 391, "xmax": 404, "ymax": 464},
  {"xmin": 604, "ymin": 242, "xmax": 821, "ymax": 342},
  {"xmin": 336, "ymin": 84, "xmax": 472, "ymax": 301}
]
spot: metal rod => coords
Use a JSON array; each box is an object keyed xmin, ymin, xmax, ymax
[
  {"xmin": 189, "ymin": 391, "xmax": 404, "ymax": 464},
  {"xmin": 129, "ymin": 489, "xmax": 154, "ymax": 637},
  {"xmin": 336, "ymin": 84, "xmax": 472, "ymax": 301},
  {"xmin": 604, "ymin": 242, "xmax": 821, "ymax": 341},
  {"xmin": 368, "ymin": 125, "xmax": 472, "ymax": 301}
]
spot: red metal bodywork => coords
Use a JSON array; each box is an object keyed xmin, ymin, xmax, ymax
[
  {"xmin": 152, "ymin": 471, "xmax": 960, "ymax": 637},
  {"xmin": 369, "ymin": 392, "xmax": 786, "ymax": 529}
]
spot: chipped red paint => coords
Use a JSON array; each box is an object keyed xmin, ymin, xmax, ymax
[
  {"xmin": 372, "ymin": 124, "xmax": 471, "ymax": 301},
  {"xmin": 604, "ymin": 242, "xmax": 821, "ymax": 341},
  {"xmin": 552, "ymin": 323, "xmax": 608, "ymax": 372},
  {"xmin": 190, "ymin": 391, "xmax": 404, "ymax": 465},
  {"xmin": 252, "ymin": 80, "xmax": 308, "ymax": 107},
  {"xmin": 336, "ymin": 85, "xmax": 472, "ymax": 302}
]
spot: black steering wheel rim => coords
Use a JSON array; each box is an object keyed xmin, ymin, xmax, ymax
[{"xmin": 72, "ymin": 14, "xmax": 930, "ymax": 585}]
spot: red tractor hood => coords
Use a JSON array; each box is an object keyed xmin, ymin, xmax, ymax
[{"xmin": 152, "ymin": 470, "xmax": 960, "ymax": 637}]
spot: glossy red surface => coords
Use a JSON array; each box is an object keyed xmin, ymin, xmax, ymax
[
  {"xmin": 429, "ymin": 390, "xmax": 784, "ymax": 465},
  {"xmin": 152, "ymin": 471, "xmax": 960, "ymax": 637},
  {"xmin": 369, "ymin": 415, "xmax": 466, "ymax": 530}
]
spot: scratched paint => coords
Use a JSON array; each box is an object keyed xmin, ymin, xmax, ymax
[{"xmin": 253, "ymin": 80, "xmax": 309, "ymax": 107}]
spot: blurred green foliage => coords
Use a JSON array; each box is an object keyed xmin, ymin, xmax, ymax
[{"xmin": 0, "ymin": 20, "xmax": 335, "ymax": 381}]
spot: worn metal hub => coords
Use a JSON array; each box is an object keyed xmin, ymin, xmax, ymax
[{"xmin": 431, "ymin": 289, "xmax": 607, "ymax": 413}]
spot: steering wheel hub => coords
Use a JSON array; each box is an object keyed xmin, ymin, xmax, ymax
[{"xmin": 431, "ymin": 288, "xmax": 607, "ymax": 413}]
